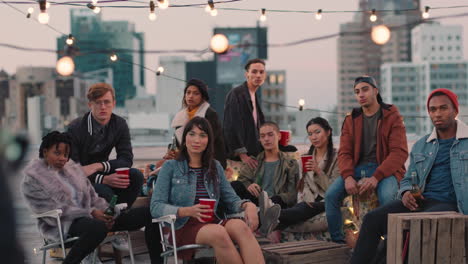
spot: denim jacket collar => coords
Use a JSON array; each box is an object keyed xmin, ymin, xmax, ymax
[{"xmin": 426, "ymin": 119, "xmax": 468, "ymax": 142}]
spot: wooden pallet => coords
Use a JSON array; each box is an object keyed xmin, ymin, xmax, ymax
[
  {"xmin": 261, "ymin": 240, "xmax": 351, "ymax": 264},
  {"xmin": 387, "ymin": 211, "xmax": 468, "ymax": 264}
]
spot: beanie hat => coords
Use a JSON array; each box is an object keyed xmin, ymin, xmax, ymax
[
  {"xmin": 427, "ymin": 88, "xmax": 459, "ymax": 113},
  {"xmin": 185, "ymin": 79, "xmax": 210, "ymax": 102},
  {"xmin": 354, "ymin": 75, "xmax": 383, "ymax": 104}
]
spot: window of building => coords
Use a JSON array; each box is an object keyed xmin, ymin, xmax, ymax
[
  {"xmin": 277, "ymin": 74, "xmax": 284, "ymax": 84},
  {"xmin": 269, "ymin": 74, "xmax": 277, "ymax": 85},
  {"xmin": 439, "ymin": 46, "xmax": 444, "ymax": 51},
  {"xmin": 431, "ymin": 46, "xmax": 435, "ymax": 51},
  {"xmin": 448, "ymin": 35, "xmax": 452, "ymax": 41}
]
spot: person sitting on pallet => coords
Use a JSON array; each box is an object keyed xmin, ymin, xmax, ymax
[
  {"xmin": 350, "ymin": 89, "xmax": 468, "ymax": 263},
  {"xmin": 230, "ymin": 122, "xmax": 300, "ymax": 231}
]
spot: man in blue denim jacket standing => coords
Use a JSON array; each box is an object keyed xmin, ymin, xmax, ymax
[{"xmin": 350, "ymin": 88, "xmax": 468, "ymax": 263}]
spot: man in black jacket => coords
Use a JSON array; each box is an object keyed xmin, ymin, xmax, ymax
[
  {"xmin": 68, "ymin": 83, "xmax": 143, "ymax": 208},
  {"xmin": 223, "ymin": 58, "xmax": 266, "ymax": 169}
]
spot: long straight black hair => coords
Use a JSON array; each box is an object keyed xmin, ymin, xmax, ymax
[
  {"xmin": 297, "ymin": 117, "xmax": 334, "ymax": 192},
  {"xmin": 177, "ymin": 117, "xmax": 218, "ymax": 189}
]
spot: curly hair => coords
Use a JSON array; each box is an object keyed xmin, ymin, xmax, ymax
[{"xmin": 38, "ymin": 131, "xmax": 73, "ymax": 160}]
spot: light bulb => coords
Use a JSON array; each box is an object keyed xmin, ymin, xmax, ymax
[
  {"xmin": 38, "ymin": 12, "xmax": 49, "ymax": 24},
  {"xmin": 92, "ymin": 0, "xmax": 98, "ymax": 4},
  {"xmin": 422, "ymin": 6, "xmax": 430, "ymax": 19},
  {"xmin": 260, "ymin": 8, "xmax": 266, "ymax": 22},
  {"xmin": 370, "ymin": 9, "xmax": 377, "ymax": 22},
  {"xmin": 56, "ymin": 56, "xmax": 75, "ymax": 76},
  {"xmin": 149, "ymin": 12, "xmax": 157, "ymax": 21},
  {"xmin": 371, "ymin": 25, "xmax": 391, "ymax": 45},
  {"xmin": 298, "ymin": 99, "xmax": 305, "ymax": 106},
  {"xmin": 156, "ymin": 66, "xmax": 164, "ymax": 76},
  {"xmin": 210, "ymin": 9, "xmax": 218, "ymax": 16},
  {"xmin": 205, "ymin": 5, "xmax": 211, "ymax": 12},
  {"xmin": 210, "ymin": 34, "xmax": 229, "ymax": 54},
  {"xmin": 315, "ymin": 9, "xmax": 322, "ymax": 20},
  {"xmin": 45, "ymin": 2, "xmax": 50, "ymax": 8},
  {"xmin": 110, "ymin": 54, "xmax": 118, "ymax": 62},
  {"xmin": 158, "ymin": 0, "xmax": 169, "ymax": 10},
  {"xmin": 28, "ymin": 7, "xmax": 34, "ymax": 14},
  {"xmin": 93, "ymin": 6, "xmax": 101, "ymax": 14},
  {"xmin": 66, "ymin": 36, "xmax": 74, "ymax": 46}
]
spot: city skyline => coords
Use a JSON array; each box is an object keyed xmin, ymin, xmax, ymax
[{"xmin": 1, "ymin": 0, "xmax": 467, "ymax": 113}]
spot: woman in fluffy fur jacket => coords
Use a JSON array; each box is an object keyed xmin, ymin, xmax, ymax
[{"xmin": 22, "ymin": 131, "xmax": 162, "ymax": 264}]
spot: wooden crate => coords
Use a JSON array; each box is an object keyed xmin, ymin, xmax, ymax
[
  {"xmin": 387, "ymin": 211, "xmax": 468, "ymax": 264},
  {"xmin": 261, "ymin": 240, "xmax": 351, "ymax": 264}
]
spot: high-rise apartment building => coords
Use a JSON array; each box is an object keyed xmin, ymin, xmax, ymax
[
  {"xmin": 261, "ymin": 70, "xmax": 288, "ymax": 130},
  {"xmin": 381, "ymin": 23, "xmax": 466, "ymax": 135},
  {"xmin": 58, "ymin": 9, "xmax": 145, "ymax": 107}
]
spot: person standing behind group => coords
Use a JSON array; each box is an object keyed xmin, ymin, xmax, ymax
[
  {"xmin": 325, "ymin": 75, "xmax": 408, "ymax": 243},
  {"xmin": 68, "ymin": 83, "xmax": 143, "ymax": 208},
  {"xmin": 171, "ymin": 78, "xmax": 226, "ymax": 168},
  {"xmin": 151, "ymin": 117, "xmax": 263, "ymax": 263},
  {"xmin": 223, "ymin": 58, "xmax": 267, "ymax": 169}
]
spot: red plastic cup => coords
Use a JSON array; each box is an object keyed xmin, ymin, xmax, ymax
[
  {"xmin": 301, "ymin": 155, "xmax": 313, "ymax": 172},
  {"xmin": 199, "ymin": 198, "xmax": 216, "ymax": 222},
  {"xmin": 279, "ymin": 130, "xmax": 291, "ymax": 146},
  {"xmin": 115, "ymin": 167, "xmax": 130, "ymax": 177}
]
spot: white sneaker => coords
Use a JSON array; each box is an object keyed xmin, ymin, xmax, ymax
[
  {"xmin": 81, "ymin": 253, "xmax": 103, "ymax": 264},
  {"xmin": 111, "ymin": 236, "xmax": 130, "ymax": 252}
]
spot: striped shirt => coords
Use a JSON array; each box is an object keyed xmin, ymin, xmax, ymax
[{"xmin": 191, "ymin": 167, "xmax": 210, "ymax": 204}]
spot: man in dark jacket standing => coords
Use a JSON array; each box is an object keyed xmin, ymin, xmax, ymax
[
  {"xmin": 68, "ymin": 83, "xmax": 143, "ymax": 208},
  {"xmin": 325, "ymin": 75, "xmax": 409, "ymax": 243},
  {"xmin": 223, "ymin": 58, "xmax": 266, "ymax": 169}
]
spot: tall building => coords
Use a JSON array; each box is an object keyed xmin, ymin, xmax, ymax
[
  {"xmin": 58, "ymin": 9, "xmax": 145, "ymax": 107},
  {"xmin": 412, "ymin": 23, "xmax": 463, "ymax": 63},
  {"xmin": 337, "ymin": 0, "xmax": 420, "ymax": 126},
  {"xmin": 381, "ymin": 23, "xmax": 467, "ymax": 135},
  {"xmin": 261, "ymin": 70, "xmax": 288, "ymax": 130}
]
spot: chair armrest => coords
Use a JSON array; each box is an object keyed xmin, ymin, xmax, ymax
[
  {"xmin": 152, "ymin": 214, "xmax": 177, "ymax": 224},
  {"xmin": 32, "ymin": 209, "xmax": 62, "ymax": 219}
]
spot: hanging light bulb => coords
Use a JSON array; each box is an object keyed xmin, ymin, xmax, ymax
[
  {"xmin": 210, "ymin": 34, "xmax": 229, "ymax": 54},
  {"xmin": 260, "ymin": 8, "xmax": 267, "ymax": 22},
  {"xmin": 66, "ymin": 34, "xmax": 74, "ymax": 46},
  {"xmin": 158, "ymin": 0, "xmax": 169, "ymax": 10},
  {"xmin": 206, "ymin": 0, "xmax": 214, "ymax": 13},
  {"xmin": 149, "ymin": 0, "xmax": 157, "ymax": 21},
  {"xmin": 315, "ymin": 9, "xmax": 322, "ymax": 20},
  {"xmin": 56, "ymin": 56, "xmax": 75, "ymax": 76},
  {"xmin": 37, "ymin": 0, "xmax": 49, "ymax": 24},
  {"xmin": 210, "ymin": 8, "xmax": 218, "ymax": 17},
  {"xmin": 370, "ymin": 9, "xmax": 377, "ymax": 22},
  {"xmin": 26, "ymin": 7, "xmax": 34, "ymax": 18},
  {"xmin": 87, "ymin": 3, "xmax": 101, "ymax": 14},
  {"xmin": 371, "ymin": 25, "xmax": 391, "ymax": 45},
  {"xmin": 298, "ymin": 99, "xmax": 305, "ymax": 111},
  {"xmin": 422, "ymin": 6, "xmax": 430, "ymax": 19},
  {"xmin": 156, "ymin": 66, "xmax": 164, "ymax": 76},
  {"xmin": 45, "ymin": 2, "xmax": 51, "ymax": 8},
  {"xmin": 110, "ymin": 53, "xmax": 118, "ymax": 62}
]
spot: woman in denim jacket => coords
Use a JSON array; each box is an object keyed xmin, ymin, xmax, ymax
[{"xmin": 151, "ymin": 117, "xmax": 264, "ymax": 263}]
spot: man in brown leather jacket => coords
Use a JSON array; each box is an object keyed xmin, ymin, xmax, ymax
[{"xmin": 325, "ymin": 75, "xmax": 408, "ymax": 243}]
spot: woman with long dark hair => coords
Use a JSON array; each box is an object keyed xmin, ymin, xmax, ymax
[
  {"xmin": 261, "ymin": 117, "xmax": 339, "ymax": 234},
  {"xmin": 151, "ymin": 117, "xmax": 264, "ymax": 263},
  {"xmin": 171, "ymin": 78, "xmax": 226, "ymax": 168}
]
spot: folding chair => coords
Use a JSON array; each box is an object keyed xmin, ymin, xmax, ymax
[
  {"xmin": 152, "ymin": 215, "xmax": 215, "ymax": 264},
  {"xmin": 32, "ymin": 208, "xmax": 135, "ymax": 264}
]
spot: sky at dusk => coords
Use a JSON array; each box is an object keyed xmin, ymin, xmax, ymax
[{"xmin": 0, "ymin": 0, "xmax": 467, "ymax": 112}]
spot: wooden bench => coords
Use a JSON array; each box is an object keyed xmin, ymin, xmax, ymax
[
  {"xmin": 387, "ymin": 211, "xmax": 468, "ymax": 264},
  {"xmin": 261, "ymin": 240, "xmax": 351, "ymax": 264}
]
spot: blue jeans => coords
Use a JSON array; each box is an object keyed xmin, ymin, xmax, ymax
[{"xmin": 325, "ymin": 163, "xmax": 398, "ymax": 242}]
